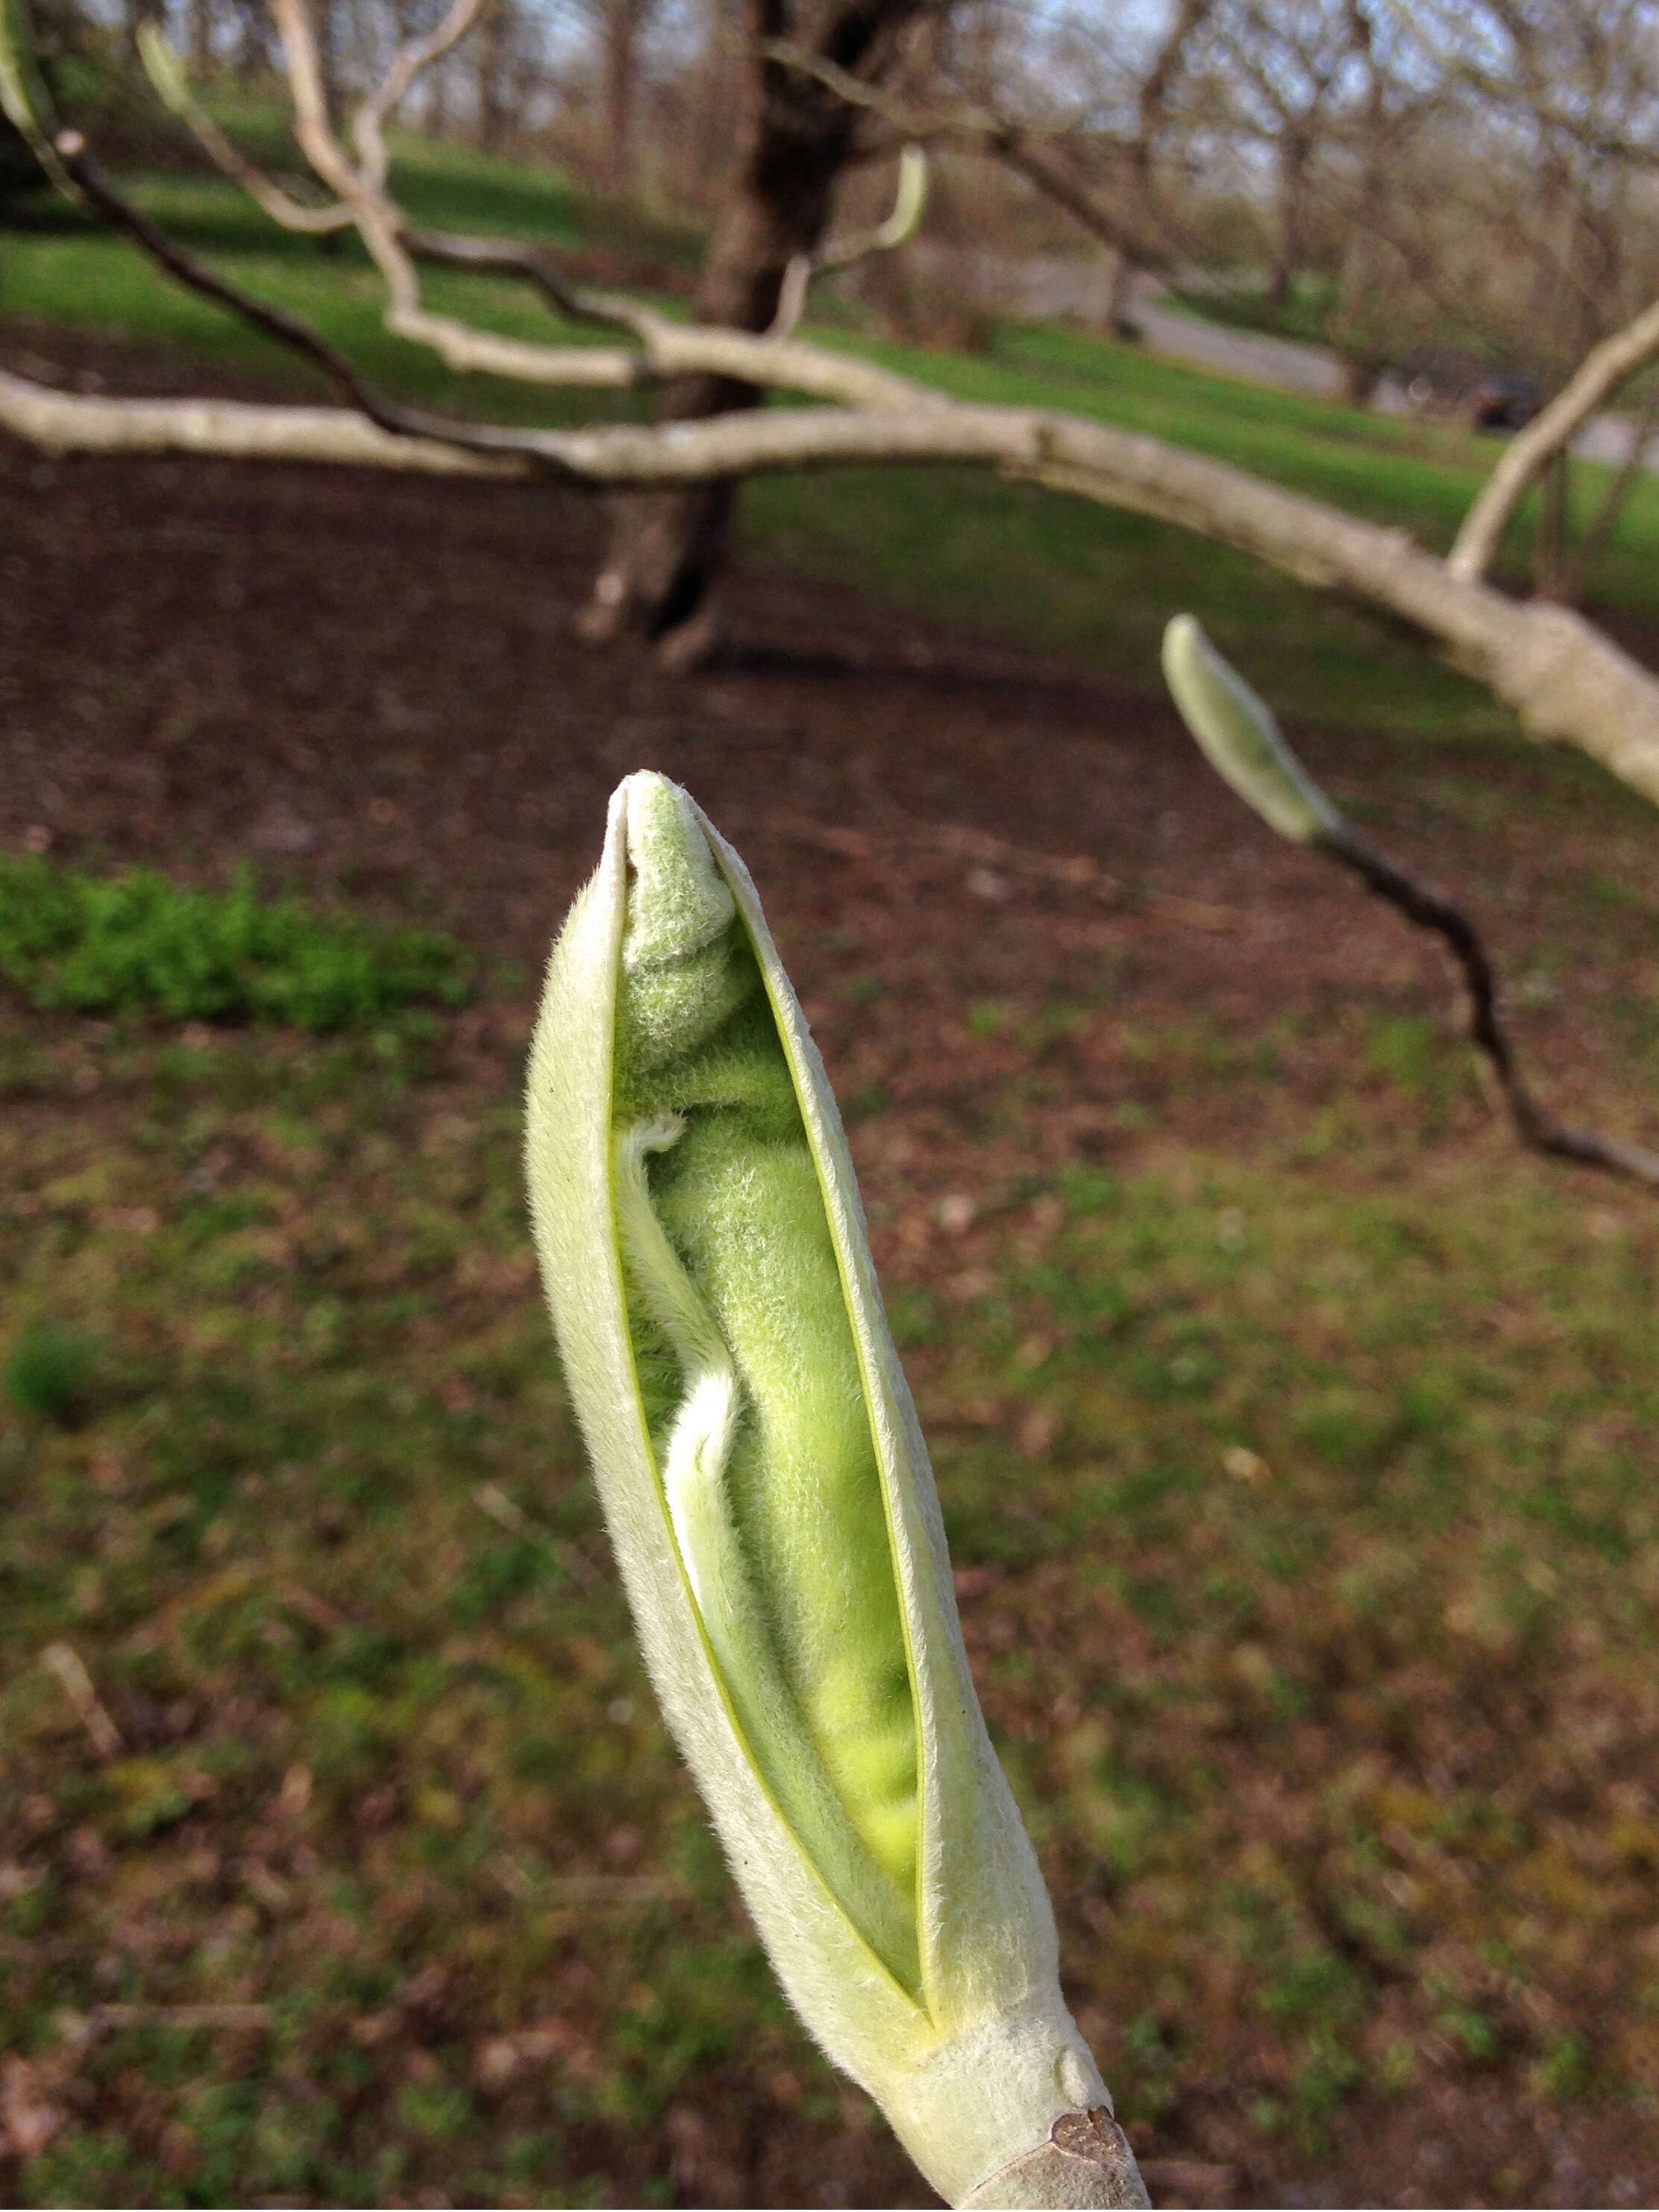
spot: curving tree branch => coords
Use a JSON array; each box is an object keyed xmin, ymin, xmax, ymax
[
  {"xmin": 5, "ymin": 48, "xmax": 1659, "ymax": 816},
  {"xmin": 137, "ymin": 23, "xmax": 355, "ymax": 234},
  {"xmin": 768, "ymin": 142, "xmax": 929, "ymax": 340},
  {"xmin": 1449, "ymin": 294, "xmax": 1659, "ymax": 584},
  {"xmin": 398, "ymin": 226, "xmax": 934, "ymax": 407},
  {"xmin": 51, "ymin": 134, "xmax": 521, "ymax": 461},
  {"xmin": 0, "ymin": 363, "xmax": 523, "ymax": 472},
  {"xmin": 135, "ymin": 9, "xmax": 931, "ymax": 411},
  {"xmin": 7, "ymin": 323, "xmax": 1659, "ymax": 815}
]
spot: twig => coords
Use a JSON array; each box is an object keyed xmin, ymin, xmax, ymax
[
  {"xmin": 1324, "ymin": 824, "xmax": 1659, "ymax": 1186},
  {"xmin": 40, "ymin": 1641, "xmax": 122, "ymax": 1757},
  {"xmin": 137, "ymin": 23, "xmax": 354, "ymax": 234},
  {"xmin": 761, "ymin": 38, "xmax": 1165, "ymax": 268},
  {"xmin": 400, "ymin": 225, "xmax": 651, "ymax": 336},
  {"xmin": 350, "ymin": 0, "xmax": 483, "ymax": 190},
  {"xmin": 768, "ymin": 143, "xmax": 928, "ymax": 339},
  {"xmin": 400, "ymin": 227, "xmax": 930, "ymax": 407},
  {"xmin": 1162, "ymin": 617, "xmax": 1659, "ymax": 1188},
  {"xmin": 51, "ymin": 134, "xmax": 541, "ymax": 466},
  {"xmin": 1449, "ymin": 292, "xmax": 1659, "ymax": 584}
]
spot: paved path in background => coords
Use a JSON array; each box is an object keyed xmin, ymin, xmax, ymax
[
  {"xmin": 907, "ymin": 245, "xmax": 1659, "ymax": 475},
  {"xmin": 1131, "ymin": 287, "xmax": 1347, "ymax": 398},
  {"xmin": 1129, "ymin": 278, "xmax": 1659, "ymax": 477}
]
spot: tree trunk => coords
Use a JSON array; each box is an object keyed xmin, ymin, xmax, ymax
[
  {"xmin": 576, "ymin": 0, "xmax": 936, "ymax": 667},
  {"xmin": 1105, "ymin": 250, "xmax": 1140, "ymax": 340},
  {"xmin": 475, "ymin": 0, "xmax": 510, "ymax": 154},
  {"xmin": 1267, "ymin": 134, "xmax": 1307, "ymax": 310},
  {"xmin": 1534, "ymin": 449, "xmax": 1570, "ymax": 604},
  {"xmin": 233, "ymin": 0, "xmax": 272, "ymax": 78},
  {"xmin": 603, "ymin": 0, "xmax": 642, "ymax": 198}
]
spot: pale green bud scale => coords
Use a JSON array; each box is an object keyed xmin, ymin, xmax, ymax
[
  {"xmin": 526, "ymin": 774, "xmax": 1147, "ymax": 2208},
  {"xmin": 1161, "ymin": 612, "xmax": 1344, "ymax": 847}
]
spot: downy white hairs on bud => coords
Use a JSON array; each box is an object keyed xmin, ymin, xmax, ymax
[{"xmin": 526, "ymin": 774, "xmax": 1148, "ymax": 2211}]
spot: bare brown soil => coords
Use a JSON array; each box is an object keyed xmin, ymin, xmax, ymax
[
  {"xmin": 4, "ymin": 323, "xmax": 1659, "ymax": 2211},
  {"xmin": 4, "ymin": 319, "xmax": 1657, "ymax": 1102}
]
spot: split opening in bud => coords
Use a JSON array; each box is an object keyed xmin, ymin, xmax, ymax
[{"xmin": 609, "ymin": 777, "xmax": 923, "ymax": 1999}]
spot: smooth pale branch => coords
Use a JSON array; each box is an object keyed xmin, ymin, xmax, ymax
[{"xmin": 525, "ymin": 773, "xmax": 1148, "ymax": 2210}]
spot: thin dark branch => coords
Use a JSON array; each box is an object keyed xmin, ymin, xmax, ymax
[
  {"xmin": 1324, "ymin": 824, "xmax": 1659, "ymax": 1187},
  {"xmin": 762, "ymin": 37, "xmax": 1167, "ymax": 269},
  {"xmin": 401, "ymin": 225, "xmax": 637, "ymax": 334},
  {"xmin": 54, "ymin": 134, "xmax": 560, "ymax": 471}
]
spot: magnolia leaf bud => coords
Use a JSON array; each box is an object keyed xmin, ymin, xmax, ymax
[
  {"xmin": 1162, "ymin": 612, "xmax": 1345, "ymax": 847},
  {"xmin": 526, "ymin": 774, "xmax": 1148, "ymax": 2210}
]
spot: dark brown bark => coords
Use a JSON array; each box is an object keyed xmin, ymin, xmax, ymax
[
  {"xmin": 1534, "ymin": 448, "xmax": 1570, "ymax": 603},
  {"xmin": 577, "ymin": 0, "xmax": 941, "ymax": 665},
  {"xmin": 475, "ymin": 0, "xmax": 512, "ymax": 154},
  {"xmin": 1266, "ymin": 130, "xmax": 1309, "ymax": 309},
  {"xmin": 233, "ymin": 0, "xmax": 272, "ymax": 80},
  {"xmin": 601, "ymin": 0, "xmax": 649, "ymax": 195}
]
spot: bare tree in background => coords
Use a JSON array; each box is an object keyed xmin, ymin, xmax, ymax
[
  {"xmin": 1318, "ymin": 0, "xmax": 1438, "ymax": 402},
  {"xmin": 5, "ymin": 0, "xmax": 1659, "ymax": 665},
  {"xmin": 564, "ymin": 0, "xmax": 664, "ymax": 193},
  {"xmin": 1017, "ymin": 0, "xmax": 1218, "ymax": 332},
  {"xmin": 471, "ymin": 0, "xmax": 513, "ymax": 151},
  {"xmin": 571, "ymin": 0, "xmax": 947, "ymax": 666},
  {"xmin": 1203, "ymin": 0, "xmax": 1357, "ymax": 309}
]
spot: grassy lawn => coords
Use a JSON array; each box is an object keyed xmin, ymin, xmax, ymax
[
  {"xmin": 5, "ymin": 127, "xmax": 1659, "ymax": 742},
  {"xmin": 4, "ymin": 948, "xmax": 1658, "ymax": 2205}
]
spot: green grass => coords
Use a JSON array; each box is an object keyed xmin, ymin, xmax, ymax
[
  {"xmin": 4, "ymin": 1319, "xmax": 101, "ymax": 1422},
  {"xmin": 0, "ymin": 854, "xmax": 471, "ymax": 1029},
  {"xmin": 5, "ymin": 129, "xmax": 1659, "ymax": 742},
  {"xmin": 2, "ymin": 994, "xmax": 1655, "ymax": 2202}
]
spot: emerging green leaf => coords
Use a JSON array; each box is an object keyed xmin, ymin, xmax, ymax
[
  {"xmin": 136, "ymin": 22, "xmax": 193, "ymax": 119},
  {"xmin": 0, "ymin": 0, "xmax": 69, "ymax": 195}
]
